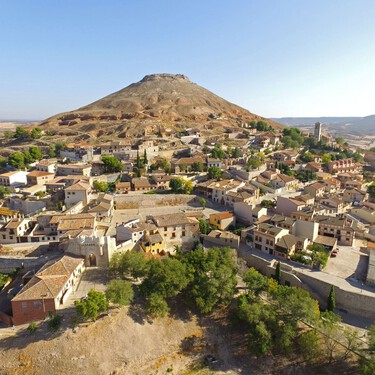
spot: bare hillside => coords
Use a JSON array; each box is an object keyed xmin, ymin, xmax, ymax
[{"xmin": 38, "ymin": 74, "xmax": 282, "ymax": 141}]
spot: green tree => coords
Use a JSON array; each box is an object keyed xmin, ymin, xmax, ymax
[
  {"xmin": 192, "ymin": 161, "xmax": 203, "ymax": 172},
  {"xmin": 136, "ymin": 150, "xmax": 142, "ymax": 170},
  {"xmin": 145, "ymin": 293, "xmax": 169, "ymax": 318},
  {"xmin": 109, "ymin": 251, "xmax": 149, "ymax": 280},
  {"xmin": 74, "ymin": 289, "xmax": 109, "ymax": 321},
  {"xmin": 141, "ymin": 258, "xmax": 189, "ymax": 303},
  {"xmin": 256, "ymin": 121, "xmax": 273, "ymax": 132},
  {"xmin": 200, "ymin": 198, "xmax": 206, "ymax": 208},
  {"xmin": 207, "ymin": 166, "xmax": 222, "ymax": 179},
  {"xmin": 143, "ymin": 150, "xmax": 148, "ymax": 166},
  {"xmin": 14, "ymin": 126, "xmax": 30, "ymax": 140},
  {"xmin": 169, "ymin": 177, "xmax": 192, "ymax": 194},
  {"xmin": 198, "ymin": 218, "xmax": 210, "ymax": 235},
  {"xmin": 178, "ymin": 163, "xmax": 187, "ymax": 172},
  {"xmin": 282, "ymin": 128, "xmax": 304, "ymax": 148},
  {"xmin": 29, "ymin": 146, "xmax": 42, "ymax": 161},
  {"xmin": 297, "ymin": 330, "xmax": 322, "ymax": 362},
  {"xmin": 243, "ymin": 268, "xmax": 268, "ymax": 297},
  {"xmin": 336, "ymin": 137, "xmax": 345, "ymax": 146},
  {"xmin": 261, "ymin": 200, "xmax": 276, "ymax": 208},
  {"xmin": 0, "ymin": 186, "xmax": 11, "ymax": 199},
  {"xmin": 93, "ymin": 180, "xmax": 109, "ymax": 192},
  {"xmin": 210, "ymin": 144, "xmax": 226, "ymax": 159},
  {"xmin": 247, "ymin": 156, "xmax": 263, "ymax": 170},
  {"xmin": 269, "ymin": 285, "xmax": 320, "ymax": 325},
  {"xmin": 318, "ymin": 311, "xmax": 343, "ymax": 363},
  {"xmin": 8, "ymin": 151, "xmax": 25, "ymax": 169},
  {"xmin": 360, "ymin": 325, "xmax": 375, "ymax": 374},
  {"xmin": 101, "ymin": 155, "xmax": 123, "ymax": 173},
  {"xmin": 300, "ymin": 151, "xmax": 314, "ymax": 163},
  {"xmin": 183, "ymin": 247, "xmax": 237, "ymax": 313},
  {"xmin": 327, "ymin": 285, "xmax": 336, "ymax": 312},
  {"xmin": 54, "ymin": 142, "xmax": 67, "ymax": 156},
  {"xmin": 322, "ymin": 153, "xmax": 332, "ymax": 164},
  {"xmin": 30, "ymin": 127, "xmax": 42, "ymax": 139},
  {"xmin": 105, "ymin": 279, "xmax": 134, "ymax": 306},
  {"xmin": 368, "ymin": 184, "xmax": 375, "ymax": 199},
  {"xmin": 275, "ymin": 262, "xmax": 281, "ymax": 284},
  {"xmin": 231, "ymin": 147, "xmax": 243, "ymax": 158},
  {"xmin": 48, "ymin": 145, "xmax": 56, "ymax": 158},
  {"xmin": 23, "ymin": 150, "xmax": 34, "ymax": 164}
]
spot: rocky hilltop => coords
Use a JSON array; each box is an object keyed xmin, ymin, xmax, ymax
[{"xmin": 39, "ymin": 74, "xmax": 281, "ymax": 142}]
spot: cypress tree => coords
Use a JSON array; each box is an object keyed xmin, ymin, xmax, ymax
[
  {"xmin": 275, "ymin": 262, "xmax": 281, "ymax": 284},
  {"xmin": 143, "ymin": 150, "xmax": 148, "ymax": 166},
  {"xmin": 327, "ymin": 285, "xmax": 336, "ymax": 312},
  {"xmin": 136, "ymin": 150, "xmax": 141, "ymax": 169}
]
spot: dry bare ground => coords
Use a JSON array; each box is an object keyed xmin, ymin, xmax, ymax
[{"xmin": 0, "ymin": 304, "xmax": 360, "ymax": 375}]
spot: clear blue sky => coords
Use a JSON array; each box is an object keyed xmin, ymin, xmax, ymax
[{"xmin": 1, "ymin": 0, "xmax": 374, "ymax": 120}]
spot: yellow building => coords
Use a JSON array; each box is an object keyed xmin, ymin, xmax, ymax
[{"xmin": 141, "ymin": 229, "xmax": 165, "ymax": 255}]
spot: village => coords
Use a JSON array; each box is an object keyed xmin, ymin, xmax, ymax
[{"xmin": 0, "ymin": 120, "xmax": 375, "ymax": 328}]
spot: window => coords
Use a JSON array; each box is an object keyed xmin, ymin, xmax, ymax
[
  {"xmin": 34, "ymin": 301, "xmax": 42, "ymax": 309},
  {"xmin": 182, "ymin": 231, "xmax": 186, "ymax": 237},
  {"xmin": 172, "ymin": 233, "xmax": 176, "ymax": 238},
  {"xmin": 21, "ymin": 302, "xmax": 28, "ymax": 309}
]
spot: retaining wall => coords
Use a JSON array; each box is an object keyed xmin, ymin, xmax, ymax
[
  {"xmin": 115, "ymin": 194, "xmax": 199, "ymax": 209},
  {"xmin": 238, "ymin": 249, "xmax": 375, "ymax": 320}
]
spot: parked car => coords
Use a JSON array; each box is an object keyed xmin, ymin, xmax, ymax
[{"xmin": 330, "ymin": 252, "xmax": 337, "ymax": 258}]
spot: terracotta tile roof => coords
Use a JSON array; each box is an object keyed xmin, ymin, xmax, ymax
[
  {"xmin": 208, "ymin": 230, "xmax": 239, "ymax": 240},
  {"xmin": 276, "ymin": 234, "xmax": 300, "ymax": 249},
  {"xmin": 115, "ymin": 182, "xmax": 131, "ymax": 187},
  {"xmin": 0, "ymin": 171, "xmax": 20, "ymax": 177},
  {"xmin": 306, "ymin": 182, "xmax": 325, "ymax": 190},
  {"xmin": 314, "ymin": 235, "xmax": 337, "ymax": 247},
  {"xmin": 144, "ymin": 232, "xmax": 163, "ymax": 244},
  {"xmin": 5, "ymin": 219, "xmax": 25, "ymax": 229},
  {"xmin": 132, "ymin": 178, "xmax": 155, "ymax": 188},
  {"xmin": 0, "ymin": 207, "xmax": 18, "ymax": 216},
  {"xmin": 12, "ymin": 256, "xmax": 84, "ymax": 301},
  {"xmin": 57, "ymin": 216, "xmax": 95, "ymax": 231},
  {"xmin": 152, "ymin": 213, "xmax": 195, "ymax": 227},
  {"xmin": 27, "ymin": 171, "xmax": 55, "ymax": 177},
  {"xmin": 210, "ymin": 212, "xmax": 234, "ymax": 220},
  {"xmin": 65, "ymin": 182, "xmax": 90, "ymax": 191}
]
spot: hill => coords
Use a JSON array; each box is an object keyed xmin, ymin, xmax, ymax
[
  {"xmin": 272, "ymin": 116, "xmax": 375, "ymax": 135},
  {"xmin": 39, "ymin": 74, "xmax": 282, "ymax": 142}
]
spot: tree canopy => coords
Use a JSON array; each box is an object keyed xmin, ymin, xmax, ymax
[
  {"xmin": 183, "ymin": 247, "xmax": 237, "ymax": 313},
  {"xmin": 101, "ymin": 155, "xmax": 123, "ymax": 173},
  {"xmin": 170, "ymin": 177, "xmax": 193, "ymax": 194},
  {"xmin": 105, "ymin": 279, "xmax": 134, "ymax": 306},
  {"xmin": 207, "ymin": 166, "xmax": 222, "ymax": 180},
  {"xmin": 109, "ymin": 251, "xmax": 150, "ymax": 280},
  {"xmin": 75, "ymin": 289, "xmax": 109, "ymax": 321}
]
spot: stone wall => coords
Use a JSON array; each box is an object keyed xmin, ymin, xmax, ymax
[
  {"xmin": 115, "ymin": 194, "xmax": 199, "ymax": 209},
  {"xmin": 238, "ymin": 249, "xmax": 375, "ymax": 320}
]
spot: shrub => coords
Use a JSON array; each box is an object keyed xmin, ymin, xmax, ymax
[
  {"xmin": 48, "ymin": 314, "xmax": 62, "ymax": 332},
  {"xmin": 27, "ymin": 321, "xmax": 38, "ymax": 334}
]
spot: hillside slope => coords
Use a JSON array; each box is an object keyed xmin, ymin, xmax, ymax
[{"xmin": 39, "ymin": 74, "xmax": 282, "ymax": 141}]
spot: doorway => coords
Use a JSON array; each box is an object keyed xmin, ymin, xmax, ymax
[{"xmin": 89, "ymin": 254, "xmax": 97, "ymax": 266}]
